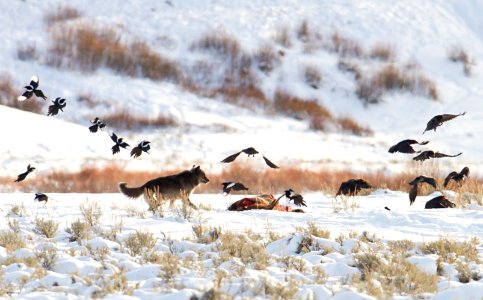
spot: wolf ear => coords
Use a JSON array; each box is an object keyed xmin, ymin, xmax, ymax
[{"xmin": 191, "ymin": 165, "xmax": 200, "ymax": 171}]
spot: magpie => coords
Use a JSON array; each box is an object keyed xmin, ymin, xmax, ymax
[
  {"xmin": 47, "ymin": 97, "xmax": 66, "ymax": 116},
  {"xmin": 17, "ymin": 75, "xmax": 47, "ymax": 101}
]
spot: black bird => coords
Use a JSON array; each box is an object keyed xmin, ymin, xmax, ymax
[
  {"xmin": 443, "ymin": 166, "xmax": 470, "ymax": 188},
  {"xmin": 34, "ymin": 193, "xmax": 49, "ymax": 206},
  {"xmin": 89, "ymin": 117, "xmax": 106, "ymax": 133},
  {"xmin": 130, "ymin": 141, "xmax": 151, "ymax": 158},
  {"xmin": 423, "ymin": 112, "xmax": 466, "ymax": 134},
  {"xmin": 408, "ymin": 175, "xmax": 437, "ymax": 206},
  {"xmin": 47, "ymin": 97, "xmax": 66, "ymax": 116},
  {"xmin": 384, "ymin": 206, "xmax": 391, "ymax": 211},
  {"xmin": 425, "ymin": 195, "xmax": 456, "ymax": 209},
  {"xmin": 284, "ymin": 189, "xmax": 306, "ymax": 207},
  {"xmin": 14, "ymin": 164, "xmax": 35, "ymax": 182},
  {"xmin": 336, "ymin": 179, "xmax": 372, "ymax": 196},
  {"xmin": 17, "ymin": 75, "xmax": 47, "ymax": 101},
  {"xmin": 221, "ymin": 147, "xmax": 279, "ymax": 168},
  {"xmin": 222, "ymin": 181, "xmax": 249, "ymax": 195},
  {"xmin": 413, "ymin": 150, "xmax": 462, "ymax": 162},
  {"xmin": 388, "ymin": 139, "xmax": 429, "ymax": 154},
  {"xmin": 110, "ymin": 133, "xmax": 130, "ymax": 155}
]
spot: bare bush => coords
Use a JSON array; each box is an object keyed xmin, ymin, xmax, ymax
[
  {"xmin": 34, "ymin": 217, "xmax": 59, "ymax": 238},
  {"xmin": 297, "ymin": 20, "xmax": 310, "ymax": 42},
  {"xmin": 17, "ymin": 44, "xmax": 39, "ymax": 61},
  {"xmin": 448, "ymin": 45, "xmax": 475, "ymax": 76},
  {"xmin": 274, "ymin": 89, "xmax": 332, "ymax": 120},
  {"xmin": 337, "ymin": 59, "xmax": 362, "ymax": 80},
  {"xmin": 274, "ymin": 27, "xmax": 292, "ymax": 48},
  {"xmin": 369, "ymin": 42, "xmax": 396, "ymax": 61},
  {"xmin": 102, "ymin": 109, "xmax": 177, "ymax": 130},
  {"xmin": 44, "ymin": 5, "xmax": 82, "ymax": 26},
  {"xmin": 48, "ymin": 22, "xmax": 181, "ymax": 81},
  {"xmin": 124, "ymin": 230, "xmax": 157, "ymax": 257},
  {"xmin": 254, "ymin": 45, "xmax": 282, "ymax": 74},
  {"xmin": 421, "ymin": 236, "xmax": 480, "ymax": 263},
  {"xmin": 327, "ymin": 31, "xmax": 364, "ymax": 58},
  {"xmin": 337, "ymin": 116, "xmax": 373, "ymax": 136},
  {"xmin": 304, "ymin": 65, "xmax": 322, "ymax": 89},
  {"xmin": 0, "ymin": 230, "xmax": 26, "ymax": 252}
]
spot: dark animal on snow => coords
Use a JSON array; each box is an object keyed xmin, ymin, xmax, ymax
[
  {"xmin": 119, "ymin": 165, "xmax": 209, "ymax": 210},
  {"xmin": 425, "ymin": 195, "xmax": 456, "ymax": 209},
  {"xmin": 388, "ymin": 139, "xmax": 429, "ymax": 154},
  {"xmin": 34, "ymin": 193, "xmax": 49, "ymax": 205},
  {"xmin": 221, "ymin": 147, "xmax": 279, "ymax": 168},
  {"xmin": 423, "ymin": 112, "xmax": 465, "ymax": 134},
  {"xmin": 408, "ymin": 175, "xmax": 437, "ymax": 206},
  {"xmin": 336, "ymin": 179, "xmax": 372, "ymax": 196}
]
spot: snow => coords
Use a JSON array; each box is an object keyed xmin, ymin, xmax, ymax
[{"xmin": 1, "ymin": 0, "xmax": 483, "ymax": 298}]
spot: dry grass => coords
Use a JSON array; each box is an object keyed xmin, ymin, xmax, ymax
[
  {"xmin": 274, "ymin": 27, "xmax": 292, "ymax": 48},
  {"xmin": 327, "ymin": 31, "xmax": 364, "ymax": 58},
  {"xmin": 254, "ymin": 45, "xmax": 282, "ymax": 74},
  {"xmin": 48, "ymin": 22, "xmax": 181, "ymax": 81},
  {"xmin": 356, "ymin": 64, "xmax": 439, "ymax": 104},
  {"xmin": 44, "ymin": 5, "xmax": 82, "ymax": 27},
  {"xmin": 304, "ymin": 65, "xmax": 322, "ymax": 89},
  {"xmin": 337, "ymin": 116, "xmax": 373, "ymax": 136},
  {"xmin": 297, "ymin": 20, "xmax": 311, "ymax": 42},
  {"xmin": 448, "ymin": 45, "xmax": 474, "ymax": 76},
  {"xmin": 0, "ymin": 73, "xmax": 43, "ymax": 114},
  {"xmin": 274, "ymin": 89, "xmax": 332, "ymax": 120},
  {"xmin": 102, "ymin": 109, "xmax": 177, "ymax": 130},
  {"xmin": 369, "ymin": 42, "xmax": 396, "ymax": 61},
  {"xmin": 338, "ymin": 60, "xmax": 362, "ymax": 80},
  {"xmin": 16, "ymin": 44, "xmax": 39, "ymax": 61},
  {"xmin": 421, "ymin": 236, "xmax": 480, "ymax": 264}
]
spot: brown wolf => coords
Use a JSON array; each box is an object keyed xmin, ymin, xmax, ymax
[{"xmin": 118, "ymin": 165, "xmax": 209, "ymax": 210}]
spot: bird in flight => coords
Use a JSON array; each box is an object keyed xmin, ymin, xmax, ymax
[
  {"xmin": 34, "ymin": 193, "xmax": 49, "ymax": 206},
  {"xmin": 89, "ymin": 117, "xmax": 106, "ymax": 133},
  {"xmin": 221, "ymin": 147, "xmax": 279, "ymax": 168},
  {"xmin": 47, "ymin": 97, "xmax": 67, "ymax": 116},
  {"xmin": 14, "ymin": 164, "xmax": 36, "ymax": 182},
  {"xmin": 283, "ymin": 189, "xmax": 306, "ymax": 207},
  {"xmin": 336, "ymin": 179, "xmax": 372, "ymax": 196},
  {"xmin": 222, "ymin": 181, "xmax": 249, "ymax": 195},
  {"xmin": 130, "ymin": 140, "xmax": 151, "ymax": 158},
  {"xmin": 423, "ymin": 112, "xmax": 466, "ymax": 134},
  {"xmin": 388, "ymin": 139, "xmax": 429, "ymax": 154},
  {"xmin": 110, "ymin": 133, "xmax": 130, "ymax": 155},
  {"xmin": 443, "ymin": 166, "xmax": 470, "ymax": 188},
  {"xmin": 408, "ymin": 175, "xmax": 437, "ymax": 205},
  {"xmin": 18, "ymin": 75, "xmax": 47, "ymax": 101},
  {"xmin": 413, "ymin": 150, "xmax": 462, "ymax": 162}
]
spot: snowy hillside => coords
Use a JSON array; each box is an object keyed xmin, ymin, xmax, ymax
[{"xmin": 1, "ymin": 0, "xmax": 483, "ymax": 179}]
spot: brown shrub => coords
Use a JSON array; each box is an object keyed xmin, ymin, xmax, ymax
[
  {"xmin": 328, "ymin": 31, "xmax": 364, "ymax": 58},
  {"xmin": 0, "ymin": 73, "xmax": 43, "ymax": 114},
  {"xmin": 337, "ymin": 60, "xmax": 362, "ymax": 80},
  {"xmin": 254, "ymin": 45, "xmax": 282, "ymax": 74},
  {"xmin": 48, "ymin": 22, "xmax": 181, "ymax": 81},
  {"xmin": 337, "ymin": 116, "xmax": 373, "ymax": 136},
  {"xmin": 369, "ymin": 42, "xmax": 396, "ymax": 61},
  {"xmin": 297, "ymin": 20, "xmax": 310, "ymax": 42},
  {"xmin": 448, "ymin": 45, "xmax": 474, "ymax": 76},
  {"xmin": 304, "ymin": 66, "xmax": 322, "ymax": 89},
  {"xmin": 191, "ymin": 32, "xmax": 241, "ymax": 59},
  {"xmin": 274, "ymin": 89, "xmax": 332, "ymax": 120},
  {"xmin": 274, "ymin": 27, "xmax": 292, "ymax": 48},
  {"xmin": 17, "ymin": 44, "xmax": 39, "ymax": 61},
  {"xmin": 102, "ymin": 109, "xmax": 177, "ymax": 130},
  {"xmin": 356, "ymin": 64, "xmax": 439, "ymax": 104},
  {"xmin": 44, "ymin": 5, "xmax": 82, "ymax": 26}
]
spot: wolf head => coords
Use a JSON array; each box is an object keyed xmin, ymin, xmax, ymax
[{"xmin": 191, "ymin": 165, "xmax": 210, "ymax": 184}]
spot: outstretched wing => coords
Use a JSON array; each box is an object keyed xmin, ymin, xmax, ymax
[
  {"xmin": 33, "ymin": 89, "xmax": 47, "ymax": 100},
  {"xmin": 434, "ymin": 152, "xmax": 462, "ymax": 158},
  {"xmin": 409, "ymin": 184, "xmax": 418, "ymax": 205},
  {"xmin": 291, "ymin": 195, "xmax": 307, "ymax": 207},
  {"xmin": 443, "ymin": 171, "xmax": 458, "ymax": 188},
  {"xmin": 413, "ymin": 151, "xmax": 432, "ymax": 161},
  {"xmin": 221, "ymin": 151, "xmax": 242, "ymax": 163},
  {"xmin": 262, "ymin": 156, "xmax": 279, "ymax": 169},
  {"xmin": 439, "ymin": 112, "xmax": 465, "ymax": 124},
  {"xmin": 110, "ymin": 133, "xmax": 119, "ymax": 143},
  {"xmin": 17, "ymin": 90, "xmax": 33, "ymax": 101},
  {"xmin": 421, "ymin": 176, "xmax": 437, "ymax": 189},
  {"xmin": 459, "ymin": 166, "xmax": 470, "ymax": 177},
  {"xmin": 130, "ymin": 146, "xmax": 142, "ymax": 158}
]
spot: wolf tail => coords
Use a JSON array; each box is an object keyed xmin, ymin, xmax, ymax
[{"xmin": 119, "ymin": 182, "xmax": 144, "ymax": 199}]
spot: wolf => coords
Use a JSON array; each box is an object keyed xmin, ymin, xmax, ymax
[{"xmin": 118, "ymin": 165, "xmax": 209, "ymax": 210}]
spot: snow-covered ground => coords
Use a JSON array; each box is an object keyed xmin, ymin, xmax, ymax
[
  {"xmin": 0, "ymin": 191, "xmax": 482, "ymax": 299},
  {"xmin": 1, "ymin": 0, "xmax": 483, "ymax": 298}
]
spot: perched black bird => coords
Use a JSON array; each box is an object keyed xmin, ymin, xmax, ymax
[
  {"xmin": 443, "ymin": 166, "xmax": 470, "ymax": 188},
  {"xmin": 14, "ymin": 164, "xmax": 35, "ymax": 182},
  {"xmin": 34, "ymin": 193, "xmax": 49, "ymax": 206},
  {"xmin": 413, "ymin": 150, "xmax": 462, "ymax": 162},
  {"xmin": 110, "ymin": 132, "xmax": 130, "ymax": 155},
  {"xmin": 17, "ymin": 75, "xmax": 47, "ymax": 101},
  {"xmin": 89, "ymin": 117, "xmax": 106, "ymax": 133},
  {"xmin": 388, "ymin": 139, "xmax": 429, "ymax": 154},
  {"xmin": 221, "ymin": 147, "xmax": 279, "ymax": 168},
  {"xmin": 284, "ymin": 189, "xmax": 306, "ymax": 207},
  {"xmin": 222, "ymin": 181, "xmax": 249, "ymax": 195},
  {"xmin": 425, "ymin": 195, "xmax": 456, "ymax": 209},
  {"xmin": 130, "ymin": 141, "xmax": 151, "ymax": 158},
  {"xmin": 47, "ymin": 97, "xmax": 66, "ymax": 116},
  {"xmin": 408, "ymin": 175, "xmax": 437, "ymax": 205},
  {"xmin": 336, "ymin": 179, "xmax": 372, "ymax": 196},
  {"xmin": 423, "ymin": 112, "xmax": 466, "ymax": 134}
]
